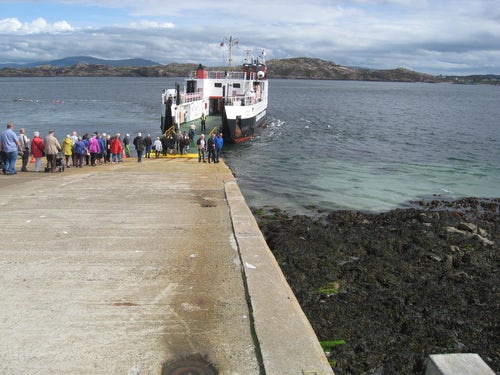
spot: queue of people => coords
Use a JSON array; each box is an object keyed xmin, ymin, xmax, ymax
[
  {"xmin": 0, "ymin": 123, "xmax": 225, "ymax": 174},
  {"xmin": 1, "ymin": 125, "xmax": 121, "ymax": 173}
]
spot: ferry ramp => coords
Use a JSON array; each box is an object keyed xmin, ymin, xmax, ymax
[{"xmin": 0, "ymin": 158, "xmax": 333, "ymax": 375}]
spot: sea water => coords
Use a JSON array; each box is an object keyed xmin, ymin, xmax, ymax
[
  {"xmin": 0, "ymin": 77, "xmax": 498, "ymax": 213},
  {"xmin": 226, "ymin": 80, "xmax": 500, "ymax": 213}
]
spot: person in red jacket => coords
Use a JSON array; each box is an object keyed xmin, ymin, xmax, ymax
[
  {"xmin": 109, "ymin": 133, "xmax": 123, "ymax": 163},
  {"xmin": 30, "ymin": 131, "xmax": 45, "ymax": 172}
]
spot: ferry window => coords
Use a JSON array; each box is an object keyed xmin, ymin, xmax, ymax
[
  {"xmin": 215, "ymin": 83, "xmax": 222, "ymax": 88},
  {"xmin": 187, "ymin": 80, "xmax": 196, "ymax": 94},
  {"xmin": 233, "ymin": 83, "xmax": 241, "ymax": 88}
]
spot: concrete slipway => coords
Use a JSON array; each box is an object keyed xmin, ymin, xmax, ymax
[{"xmin": 0, "ymin": 158, "xmax": 333, "ymax": 375}]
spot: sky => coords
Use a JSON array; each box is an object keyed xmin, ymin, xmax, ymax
[{"xmin": 0, "ymin": 0, "xmax": 499, "ymax": 75}]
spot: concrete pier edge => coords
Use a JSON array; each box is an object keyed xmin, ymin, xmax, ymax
[{"xmin": 224, "ymin": 179, "xmax": 334, "ymax": 374}]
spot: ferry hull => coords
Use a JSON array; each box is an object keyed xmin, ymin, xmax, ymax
[{"xmin": 223, "ymin": 102, "xmax": 267, "ymax": 143}]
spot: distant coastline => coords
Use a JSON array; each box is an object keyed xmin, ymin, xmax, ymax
[{"xmin": 1, "ymin": 56, "xmax": 498, "ymax": 84}]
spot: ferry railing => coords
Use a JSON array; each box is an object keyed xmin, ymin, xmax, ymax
[
  {"xmin": 188, "ymin": 71, "xmax": 250, "ymax": 80},
  {"xmin": 163, "ymin": 125, "xmax": 176, "ymax": 136},
  {"xmin": 188, "ymin": 71, "xmax": 225, "ymax": 79},
  {"xmin": 179, "ymin": 91, "xmax": 203, "ymax": 104},
  {"xmin": 225, "ymin": 95, "xmax": 264, "ymax": 107}
]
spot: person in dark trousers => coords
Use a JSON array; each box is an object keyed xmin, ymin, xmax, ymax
[
  {"xmin": 43, "ymin": 129, "xmax": 62, "ymax": 173},
  {"xmin": 214, "ymin": 132, "xmax": 223, "ymax": 163},
  {"xmin": 144, "ymin": 133, "xmax": 152, "ymax": 158},
  {"xmin": 200, "ymin": 112, "xmax": 206, "ymax": 133},
  {"xmin": 18, "ymin": 127, "xmax": 30, "ymax": 171},
  {"xmin": 133, "ymin": 132, "xmax": 145, "ymax": 162},
  {"xmin": 207, "ymin": 133, "xmax": 216, "ymax": 163},
  {"xmin": 196, "ymin": 134, "xmax": 206, "ymax": 162}
]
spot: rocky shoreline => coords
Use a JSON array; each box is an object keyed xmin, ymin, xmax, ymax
[{"xmin": 252, "ymin": 197, "xmax": 499, "ymax": 374}]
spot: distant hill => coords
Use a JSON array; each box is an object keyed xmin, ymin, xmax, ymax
[
  {"xmin": 266, "ymin": 57, "xmax": 440, "ymax": 82},
  {"xmin": 0, "ymin": 56, "xmax": 159, "ymax": 69},
  {"xmin": 0, "ymin": 56, "xmax": 498, "ymax": 83}
]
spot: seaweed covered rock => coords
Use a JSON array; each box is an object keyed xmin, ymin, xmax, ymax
[{"xmin": 252, "ymin": 198, "xmax": 499, "ymax": 374}]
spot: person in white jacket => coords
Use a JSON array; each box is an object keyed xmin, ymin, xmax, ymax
[{"xmin": 153, "ymin": 137, "xmax": 163, "ymax": 159}]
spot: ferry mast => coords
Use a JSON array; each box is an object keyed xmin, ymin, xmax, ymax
[{"xmin": 221, "ymin": 36, "xmax": 238, "ymax": 68}]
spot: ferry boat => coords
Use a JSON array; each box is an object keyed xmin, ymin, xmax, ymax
[{"xmin": 161, "ymin": 37, "xmax": 268, "ymax": 143}]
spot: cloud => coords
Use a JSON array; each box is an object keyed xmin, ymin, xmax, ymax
[
  {"xmin": 0, "ymin": 17, "xmax": 74, "ymax": 34},
  {"xmin": 129, "ymin": 20, "xmax": 175, "ymax": 29},
  {"xmin": 0, "ymin": 0, "xmax": 499, "ymax": 74}
]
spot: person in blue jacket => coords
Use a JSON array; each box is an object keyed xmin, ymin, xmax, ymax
[
  {"xmin": 214, "ymin": 132, "xmax": 224, "ymax": 163},
  {"xmin": 0, "ymin": 123, "xmax": 22, "ymax": 175}
]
